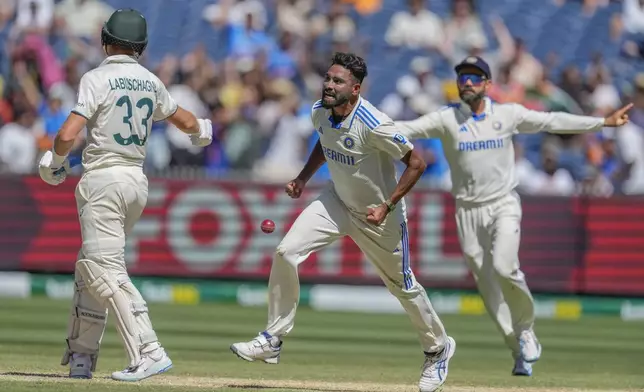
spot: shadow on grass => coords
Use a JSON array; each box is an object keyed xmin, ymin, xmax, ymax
[
  {"xmin": 224, "ymin": 384, "xmax": 347, "ymax": 392},
  {"xmin": 1, "ymin": 372, "xmax": 67, "ymax": 379}
]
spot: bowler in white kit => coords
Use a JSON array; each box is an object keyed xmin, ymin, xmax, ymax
[
  {"xmin": 396, "ymin": 56, "xmax": 632, "ymax": 376},
  {"xmin": 37, "ymin": 8, "xmax": 213, "ymax": 382},
  {"xmin": 231, "ymin": 52, "xmax": 455, "ymax": 392}
]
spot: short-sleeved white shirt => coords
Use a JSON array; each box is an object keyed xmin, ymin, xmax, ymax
[
  {"xmin": 73, "ymin": 55, "xmax": 178, "ymax": 173},
  {"xmin": 312, "ymin": 96, "xmax": 414, "ymax": 225},
  {"xmin": 397, "ymin": 97, "xmax": 604, "ymax": 204}
]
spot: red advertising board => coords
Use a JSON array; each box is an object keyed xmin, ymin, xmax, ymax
[
  {"xmin": 1, "ymin": 175, "xmax": 643, "ymax": 295},
  {"xmin": 582, "ymin": 198, "xmax": 644, "ymax": 295}
]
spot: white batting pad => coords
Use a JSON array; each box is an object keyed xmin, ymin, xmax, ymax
[
  {"xmin": 77, "ymin": 259, "xmax": 158, "ymax": 368},
  {"xmin": 61, "ymin": 270, "xmax": 107, "ymax": 371}
]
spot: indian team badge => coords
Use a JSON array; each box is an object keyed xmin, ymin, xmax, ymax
[
  {"xmin": 393, "ymin": 133, "xmax": 408, "ymax": 144},
  {"xmin": 493, "ymin": 121, "xmax": 502, "ymax": 130},
  {"xmin": 466, "ymin": 56, "xmax": 478, "ymax": 64},
  {"xmin": 344, "ymin": 136, "xmax": 355, "ymax": 149}
]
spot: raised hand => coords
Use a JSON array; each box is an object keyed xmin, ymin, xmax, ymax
[{"xmin": 604, "ymin": 103, "xmax": 634, "ymax": 127}]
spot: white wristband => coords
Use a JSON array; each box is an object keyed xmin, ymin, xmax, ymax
[{"xmin": 51, "ymin": 150, "xmax": 67, "ymax": 166}]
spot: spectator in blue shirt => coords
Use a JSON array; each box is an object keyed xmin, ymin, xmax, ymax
[
  {"xmin": 415, "ymin": 138, "xmax": 450, "ymax": 189},
  {"xmin": 39, "ymin": 88, "xmax": 67, "ymax": 138},
  {"xmin": 228, "ymin": 11, "xmax": 274, "ymax": 59},
  {"xmin": 266, "ymin": 31, "xmax": 298, "ymax": 80}
]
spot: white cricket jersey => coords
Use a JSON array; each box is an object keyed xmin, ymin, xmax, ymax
[
  {"xmin": 396, "ymin": 97, "xmax": 605, "ymax": 204},
  {"xmin": 72, "ymin": 55, "xmax": 178, "ymax": 173},
  {"xmin": 311, "ymin": 96, "xmax": 414, "ymax": 224}
]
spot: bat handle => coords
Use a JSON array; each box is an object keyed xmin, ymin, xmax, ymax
[{"xmin": 53, "ymin": 157, "xmax": 81, "ymax": 176}]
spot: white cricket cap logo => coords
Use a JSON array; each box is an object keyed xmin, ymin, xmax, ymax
[{"xmin": 466, "ymin": 57, "xmax": 478, "ymax": 64}]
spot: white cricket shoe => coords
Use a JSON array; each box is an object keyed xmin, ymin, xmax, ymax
[
  {"xmin": 230, "ymin": 332, "xmax": 281, "ymax": 364},
  {"xmin": 419, "ymin": 336, "xmax": 456, "ymax": 392},
  {"xmin": 69, "ymin": 353, "xmax": 92, "ymax": 379},
  {"xmin": 512, "ymin": 357, "xmax": 533, "ymax": 376},
  {"xmin": 519, "ymin": 330, "xmax": 541, "ymax": 363},
  {"xmin": 111, "ymin": 348, "xmax": 172, "ymax": 382}
]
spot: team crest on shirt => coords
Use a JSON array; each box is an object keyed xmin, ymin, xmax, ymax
[
  {"xmin": 493, "ymin": 121, "xmax": 502, "ymax": 130},
  {"xmin": 393, "ymin": 133, "xmax": 408, "ymax": 144},
  {"xmin": 343, "ymin": 136, "xmax": 355, "ymax": 149}
]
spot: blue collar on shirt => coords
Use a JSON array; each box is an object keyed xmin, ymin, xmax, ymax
[
  {"xmin": 472, "ymin": 111, "xmax": 486, "ymax": 121},
  {"xmin": 328, "ymin": 97, "xmax": 362, "ymax": 129},
  {"xmin": 455, "ymin": 97, "xmax": 494, "ymax": 121}
]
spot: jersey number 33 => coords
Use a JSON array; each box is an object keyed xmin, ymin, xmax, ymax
[{"xmin": 113, "ymin": 95, "xmax": 153, "ymax": 147}]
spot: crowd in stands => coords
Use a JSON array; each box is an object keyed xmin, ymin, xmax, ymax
[{"xmin": 1, "ymin": 0, "xmax": 644, "ymax": 198}]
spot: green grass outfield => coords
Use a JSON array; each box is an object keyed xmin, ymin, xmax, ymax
[{"xmin": 1, "ymin": 297, "xmax": 643, "ymax": 392}]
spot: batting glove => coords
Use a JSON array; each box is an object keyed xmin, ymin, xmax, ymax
[
  {"xmin": 189, "ymin": 119, "xmax": 213, "ymax": 147},
  {"xmin": 38, "ymin": 150, "xmax": 70, "ymax": 186}
]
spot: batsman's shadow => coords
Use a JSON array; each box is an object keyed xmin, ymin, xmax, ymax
[
  {"xmin": 1, "ymin": 372, "xmax": 67, "ymax": 379},
  {"xmin": 225, "ymin": 385, "xmax": 349, "ymax": 392}
]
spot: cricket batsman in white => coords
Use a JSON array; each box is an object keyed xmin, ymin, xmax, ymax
[
  {"xmin": 396, "ymin": 56, "xmax": 632, "ymax": 377},
  {"xmin": 230, "ymin": 52, "xmax": 454, "ymax": 392},
  {"xmin": 37, "ymin": 8, "xmax": 213, "ymax": 382}
]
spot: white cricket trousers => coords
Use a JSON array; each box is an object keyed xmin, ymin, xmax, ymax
[
  {"xmin": 75, "ymin": 166, "xmax": 148, "ymax": 275},
  {"xmin": 64, "ymin": 166, "xmax": 158, "ymax": 363},
  {"xmin": 455, "ymin": 191, "xmax": 535, "ymax": 356},
  {"xmin": 265, "ymin": 187, "xmax": 447, "ymax": 353}
]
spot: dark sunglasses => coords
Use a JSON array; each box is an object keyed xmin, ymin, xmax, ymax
[{"xmin": 457, "ymin": 73, "xmax": 487, "ymax": 85}]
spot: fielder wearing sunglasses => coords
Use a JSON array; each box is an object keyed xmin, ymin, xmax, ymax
[
  {"xmin": 394, "ymin": 54, "xmax": 632, "ymax": 379},
  {"xmin": 457, "ymin": 73, "xmax": 487, "ymax": 86},
  {"xmin": 455, "ymin": 63, "xmax": 491, "ymax": 106}
]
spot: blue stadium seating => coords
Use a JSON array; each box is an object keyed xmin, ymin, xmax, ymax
[{"xmin": 100, "ymin": 0, "xmax": 639, "ymax": 103}]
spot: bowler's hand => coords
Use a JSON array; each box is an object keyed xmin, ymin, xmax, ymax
[
  {"xmin": 285, "ymin": 178, "xmax": 306, "ymax": 199},
  {"xmin": 604, "ymin": 103, "xmax": 634, "ymax": 127},
  {"xmin": 367, "ymin": 204, "xmax": 389, "ymax": 226}
]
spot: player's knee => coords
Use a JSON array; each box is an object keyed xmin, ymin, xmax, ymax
[
  {"xmin": 463, "ymin": 252, "xmax": 483, "ymax": 272},
  {"xmin": 383, "ymin": 275, "xmax": 419, "ymax": 297},
  {"xmin": 76, "ymin": 259, "xmax": 121, "ymax": 304},
  {"xmin": 78, "ymin": 247, "xmax": 127, "ymax": 274},
  {"xmin": 275, "ymin": 243, "xmax": 300, "ymax": 268},
  {"xmin": 492, "ymin": 259, "xmax": 520, "ymax": 280}
]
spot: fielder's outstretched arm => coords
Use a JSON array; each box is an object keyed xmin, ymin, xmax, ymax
[
  {"xmin": 296, "ymin": 140, "xmax": 327, "ymax": 183},
  {"xmin": 514, "ymin": 103, "xmax": 633, "ymax": 134},
  {"xmin": 395, "ymin": 111, "xmax": 446, "ymax": 140}
]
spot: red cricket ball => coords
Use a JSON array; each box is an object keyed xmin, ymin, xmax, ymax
[{"xmin": 261, "ymin": 219, "xmax": 275, "ymax": 234}]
